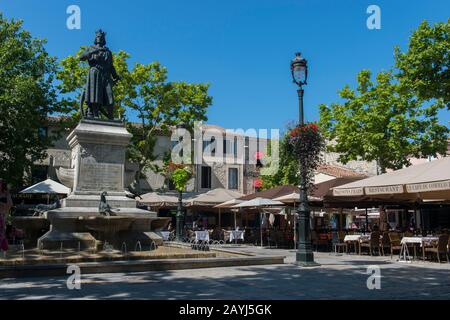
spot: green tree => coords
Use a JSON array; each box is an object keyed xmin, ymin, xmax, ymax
[
  {"xmin": 319, "ymin": 69, "xmax": 448, "ymax": 173},
  {"xmin": 125, "ymin": 62, "xmax": 211, "ymax": 189},
  {"xmin": 57, "ymin": 52, "xmax": 212, "ymax": 189},
  {"xmin": 395, "ymin": 19, "xmax": 450, "ymax": 109},
  {"xmin": 260, "ymin": 131, "xmax": 299, "ymax": 190},
  {"xmin": 0, "ymin": 14, "xmax": 59, "ymax": 187},
  {"xmin": 57, "ymin": 49, "xmax": 132, "ymax": 126}
]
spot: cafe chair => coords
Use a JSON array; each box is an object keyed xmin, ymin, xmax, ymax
[
  {"xmin": 333, "ymin": 231, "xmax": 348, "ymax": 254},
  {"xmin": 424, "ymin": 234, "xmax": 449, "ymax": 263},
  {"xmin": 359, "ymin": 231, "xmax": 381, "ymax": 256},
  {"xmin": 388, "ymin": 232, "xmax": 402, "ymax": 259}
]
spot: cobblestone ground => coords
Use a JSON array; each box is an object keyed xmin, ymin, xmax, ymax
[{"xmin": 1, "ymin": 246, "xmax": 450, "ymax": 299}]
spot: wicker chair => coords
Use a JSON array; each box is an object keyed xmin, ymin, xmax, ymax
[
  {"xmin": 388, "ymin": 232, "xmax": 402, "ymax": 258},
  {"xmin": 311, "ymin": 230, "xmax": 329, "ymax": 251},
  {"xmin": 359, "ymin": 231, "xmax": 381, "ymax": 255},
  {"xmin": 424, "ymin": 234, "xmax": 449, "ymax": 263},
  {"xmin": 334, "ymin": 231, "xmax": 348, "ymax": 254}
]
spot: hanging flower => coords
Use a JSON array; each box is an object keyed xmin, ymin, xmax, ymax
[
  {"xmin": 287, "ymin": 122, "xmax": 325, "ymax": 186},
  {"xmin": 253, "ymin": 178, "xmax": 263, "ymax": 189},
  {"xmin": 254, "ymin": 151, "xmax": 264, "ymax": 160}
]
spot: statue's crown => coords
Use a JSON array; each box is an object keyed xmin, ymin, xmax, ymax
[{"xmin": 95, "ymin": 29, "xmax": 106, "ymax": 38}]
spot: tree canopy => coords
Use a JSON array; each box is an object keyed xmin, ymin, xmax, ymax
[
  {"xmin": 57, "ymin": 50, "xmax": 212, "ymax": 190},
  {"xmin": 395, "ymin": 19, "xmax": 450, "ymax": 109},
  {"xmin": 0, "ymin": 14, "xmax": 59, "ymax": 187},
  {"xmin": 319, "ymin": 69, "xmax": 448, "ymax": 172},
  {"xmin": 260, "ymin": 130, "xmax": 299, "ymax": 190}
]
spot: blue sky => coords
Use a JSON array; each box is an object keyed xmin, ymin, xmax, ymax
[{"xmin": 1, "ymin": 0, "xmax": 449, "ymax": 132}]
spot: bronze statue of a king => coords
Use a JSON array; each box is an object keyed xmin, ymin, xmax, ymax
[{"xmin": 79, "ymin": 30, "xmax": 120, "ymax": 120}]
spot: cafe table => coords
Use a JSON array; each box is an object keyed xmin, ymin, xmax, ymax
[
  {"xmin": 399, "ymin": 236, "xmax": 439, "ymax": 262},
  {"xmin": 157, "ymin": 231, "xmax": 171, "ymax": 241},
  {"xmin": 344, "ymin": 235, "xmax": 362, "ymax": 254},
  {"xmin": 195, "ymin": 230, "xmax": 210, "ymax": 242},
  {"xmin": 229, "ymin": 230, "xmax": 245, "ymax": 242}
]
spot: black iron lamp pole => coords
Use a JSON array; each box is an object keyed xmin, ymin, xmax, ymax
[
  {"xmin": 290, "ymin": 52, "xmax": 318, "ymax": 266},
  {"xmin": 175, "ymin": 123, "xmax": 187, "ymax": 242},
  {"xmin": 176, "ymin": 190, "xmax": 183, "ymax": 242}
]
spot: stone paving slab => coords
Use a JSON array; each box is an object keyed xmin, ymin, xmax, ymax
[{"xmin": 1, "ymin": 246, "xmax": 449, "ymax": 300}]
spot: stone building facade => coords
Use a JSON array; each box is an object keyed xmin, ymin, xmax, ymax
[{"xmin": 33, "ymin": 117, "xmax": 381, "ymax": 195}]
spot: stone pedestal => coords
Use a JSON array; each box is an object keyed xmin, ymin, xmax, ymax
[
  {"xmin": 37, "ymin": 119, "xmax": 170, "ymax": 251},
  {"xmin": 69, "ymin": 118, "xmax": 130, "ymax": 196}
]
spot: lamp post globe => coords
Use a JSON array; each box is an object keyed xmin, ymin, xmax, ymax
[{"xmin": 291, "ymin": 52, "xmax": 308, "ymax": 87}]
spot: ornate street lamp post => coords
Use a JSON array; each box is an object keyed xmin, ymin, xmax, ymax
[
  {"xmin": 290, "ymin": 52, "xmax": 317, "ymax": 266},
  {"xmin": 175, "ymin": 123, "xmax": 186, "ymax": 242}
]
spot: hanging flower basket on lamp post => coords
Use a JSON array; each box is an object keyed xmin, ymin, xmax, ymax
[{"xmin": 287, "ymin": 123, "xmax": 325, "ymax": 187}]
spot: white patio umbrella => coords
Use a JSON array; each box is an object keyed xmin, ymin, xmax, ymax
[
  {"xmin": 20, "ymin": 178, "xmax": 71, "ymax": 204},
  {"xmin": 214, "ymin": 198, "xmax": 244, "ymax": 229},
  {"xmin": 231, "ymin": 197, "xmax": 284, "ymax": 208},
  {"xmin": 138, "ymin": 192, "xmax": 198, "ymax": 208},
  {"xmin": 187, "ymin": 188, "xmax": 243, "ymax": 207},
  {"xmin": 232, "ymin": 197, "xmax": 285, "ymax": 248},
  {"xmin": 273, "ymin": 192, "xmax": 322, "ymax": 203},
  {"xmin": 20, "ymin": 178, "xmax": 70, "ymax": 195}
]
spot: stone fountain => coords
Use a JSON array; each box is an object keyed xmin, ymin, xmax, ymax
[
  {"xmin": 15, "ymin": 31, "xmax": 169, "ymax": 251},
  {"xmin": 33, "ymin": 118, "xmax": 169, "ymax": 250}
]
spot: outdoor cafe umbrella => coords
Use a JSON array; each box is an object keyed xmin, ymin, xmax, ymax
[
  {"xmin": 273, "ymin": 193, "xmax": 323, "ymax": 249},
  {"xmin": 187, "ymin": 188, "xmax": 243, "ymax": 229},
  {"xmin": 232, "ymin": 197, "xmax": 285, "ymax": 248},
  {"xmin": 138, "ymin": 192, "xmax": 198, "ymax": 208},
  {"xmin": 214, "ymin": 198, "xmax": 244, "ymax": 229},
  {"xmin": 187, "ymin": 188, "xmax": 243, "ymax": 207},
  {"xmin": 20, "ymin": 178, "xmax": 70, "ymax": 204},
  {"xmin": 331, "ymin": 157, "xmax": 450, "ymax": 202}
]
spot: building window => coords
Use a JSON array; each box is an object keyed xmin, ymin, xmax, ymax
[
  {"xmin": 203, "ymin": 137, "xmax": 215, "ymax": 156},
  {"xmin": 224, "ymin": 137, "xmax": 238, "ymax": 158},
  {"xmin": 201, "ymin": 166, "xmax": 211, "ymax": 189},
  {"xmin": 172, "ymin": 138, "xmax": 183, "ymax": 158},
  {"xmin": 228, "ymin": 168, "xmax": 238, "ymax": 190}
]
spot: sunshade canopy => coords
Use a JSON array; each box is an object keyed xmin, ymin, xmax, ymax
[
  {"xmin": 273, "ymin": 192, "xmax": 322, "ymax": 203},
  {"xmin": 138, "ymin": 191, "xmax": 198, "ymax": 207},
  {"xmin": 332, "ymin": 157, "xmax": 450, "ymax": 201},
  {"xmin": 232, "ymin": 197, "xmax": 284, "ymax": 208},
  {"xmin": 187, "ymin": 188, "xmax": 243, "ymax": 207},
  {"xmin": 214, "ymin": 198, "xmax": 244, "ymax": 208},
  {"xmin": 20, "ymin": 179, "xmax": 70, "ymax": 195},
  {"xmin": 239, "ymin": 185, "xmax": 298, "ymax": 201}
]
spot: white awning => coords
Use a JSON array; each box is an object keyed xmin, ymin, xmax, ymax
[
  {"xmin": 20, "ymin": 178, "xmax": 70, "ymax": 195},
  {"xmin": 332, "ymin": 157, "xmax": 450, "ymax": 200},
  {"xmin": 232, "ymin": 197, "xmax": 284, "ymax": 208},
  {"xmin": 187, "ymin": 188, "xmax": 243, "ymax": 207}
]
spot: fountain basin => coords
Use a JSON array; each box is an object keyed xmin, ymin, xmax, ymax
[
  {"xmin": 36, "ymin": 207, "xmax": 170, "ymax": 250},
  {"xmin": 12, "ymin": 216, "xmax": 50, "ymax": 249}
]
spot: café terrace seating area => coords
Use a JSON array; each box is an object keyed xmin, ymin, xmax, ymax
[
  {"xmin": 9, "ymin": 158, "xmax": 450, "ymax": 264},
  {"xmin": 142, "ymin": 158, "xmax": 450, "ymax": 264}
]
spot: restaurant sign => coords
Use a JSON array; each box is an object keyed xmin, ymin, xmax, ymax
[
  {"xmin": 365, "ymin": 185, "xmax": 403, "ymax": 195},
  {"xmin": 333, "ymin": 187, "xmax": 364, "ymax": 196},
  {"xmin": 406, "ymin": 180, "xmax": 450, "ymax": 193}
]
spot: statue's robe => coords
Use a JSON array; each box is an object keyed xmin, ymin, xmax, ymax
[{"xmin": 80, "ymin": 45, "xmax": 118, "ymax": 107}]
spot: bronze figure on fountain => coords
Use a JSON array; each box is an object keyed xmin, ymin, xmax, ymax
[{"xmin": 79, "ymin": 30, "xmax": 121, "ymax": 120}]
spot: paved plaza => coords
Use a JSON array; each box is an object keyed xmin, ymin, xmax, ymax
[{"xmin": 1, "ymin": 246, "xmax": 450, "ymax": 300}]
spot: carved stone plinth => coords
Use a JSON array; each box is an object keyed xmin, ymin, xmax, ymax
[{"xmin": 37, "ymin": 119, "xmax": 169, "ymax": 251}]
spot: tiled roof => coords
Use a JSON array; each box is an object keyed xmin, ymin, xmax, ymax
[{"xmin": 316, "ymin": 164, "xmax": 367, "ymax": 178}]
